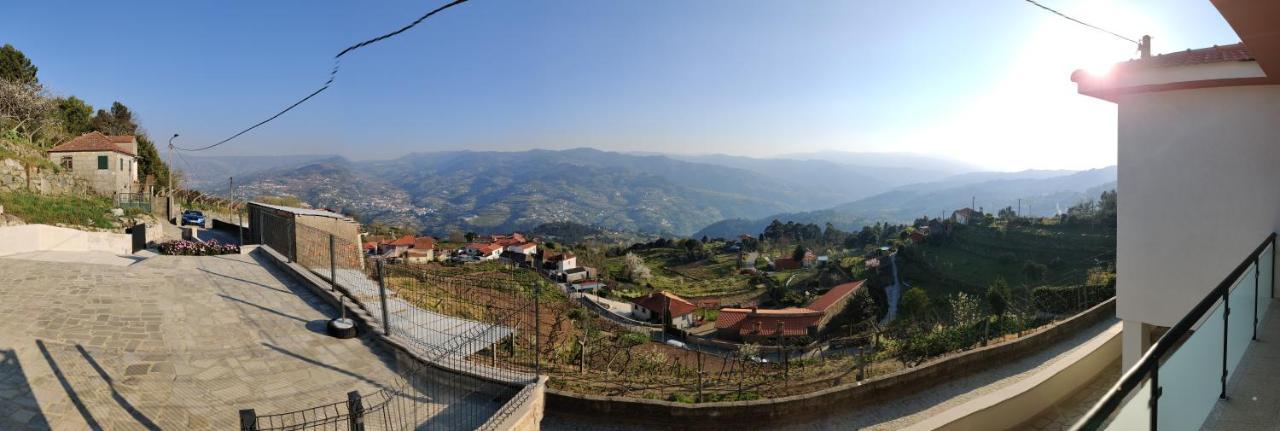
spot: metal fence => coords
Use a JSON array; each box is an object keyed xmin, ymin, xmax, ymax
[
  {"xmin": 115, "ymin": 192, "xmax": 152, "ymax": 212},
  {"xmin": 243, "ymin": 210, "xmax": 540, "ymax": 430}
]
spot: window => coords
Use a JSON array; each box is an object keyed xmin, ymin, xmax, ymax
[
  {"xmin": 97, "ymin": 155, "xmax": 108, "ymax": 170},
  {"xmin": 120, "ymin": 158, "xmax": 124, "ymax": 171},
  {"xmin": 60, "ymin": 156, "xmax": 72, "ymax": 169}
]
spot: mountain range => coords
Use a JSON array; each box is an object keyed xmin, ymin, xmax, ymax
[{"xmin": 185, "ymin": 149, "xmax": 1115, "ymax": 237}]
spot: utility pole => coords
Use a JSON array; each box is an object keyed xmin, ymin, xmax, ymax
[
  {"xmin": 1018, "ymin": 198, "xmax": 1022, "ymax": 217},
  {"xmin": 232, "ymin": 176, "xmax": 243, "ymax": 246},
  {"xmin": 971, "ymin": 196, "xmax": 976, "ymax": 211}
]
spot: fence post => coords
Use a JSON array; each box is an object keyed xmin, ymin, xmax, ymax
[
  {"xmin": 238, "ymin": 409, "xmax": 256, "ymax": 431},
  {"xmin": 1221, "ymin": 286, "xmax": 1230, "ymax": 400},
  {"xmin": 329, "ymin": 234, "xmax": 338, "ymax": 290},
  {"xmin": 377, "ymin": 259, "xmax": 391, "ymax": 336},
  {"xmin": 256, "ymin": 209, "xmax": 263, "ymax": 245},
  {"xmin": 347, "ymin": 391, "xmax": 365, "ymax": 431}
]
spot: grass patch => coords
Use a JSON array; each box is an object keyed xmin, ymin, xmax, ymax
[{"xmin": 0, "ymin": 191, "xmax": 115, "ymax": 228}]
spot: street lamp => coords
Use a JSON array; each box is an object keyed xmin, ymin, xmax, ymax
[{"xmin": 167, "ymin": 133, "xmax": 179, "ymax": 193}]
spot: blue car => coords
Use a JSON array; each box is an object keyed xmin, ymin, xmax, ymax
[{"xmin": 181, "ymin": 210, "xmax": 206, "ymax": 226}]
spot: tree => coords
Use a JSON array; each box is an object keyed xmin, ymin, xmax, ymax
[
  {"xmin": 0, "ymin": 44, "xmax": 38, "ymax": 84},
  {"xmin": 55, "ymin": 96, "xmax": 93, "ymax": 135},
  {"xmin": 464, "ymin": 232, "xmax": 476, "ymax": 242},
  {"xmin": 622, "ymin": 252, "xmax": 652, "ymax": 282},
  {"xmin": 948, "ymin": 292, "xmax": 981, "ymax": 327},
  {"xmin": 1022, "ymin": 261, "xmax": 1048, "ymax": 283},
  {"xmin": 986, "ymin": 277, "xmax": 1010, "ymax": 319},
  {"xmin": 0, "ymin": 79, "xmax": 56, "ymax": 142},
  {"xmin": 791, "ymin": 244, "xmax": 807, "ymax": 262},
  {"xmin": 899, "ymin": 287, "xmax": 932, "ymax": 324}
]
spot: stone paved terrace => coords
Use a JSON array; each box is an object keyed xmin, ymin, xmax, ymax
[{"xmin": 0, "ymin": 250, "xmax": 500, "ymax": 430}]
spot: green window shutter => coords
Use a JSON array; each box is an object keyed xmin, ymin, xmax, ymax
[{"xmin": 97, "ymin": 155, "xmax": 108, "ymax": 170}]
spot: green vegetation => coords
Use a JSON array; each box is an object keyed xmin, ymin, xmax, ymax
[
  {"xmin": 0, "ymin": 44, "xmax": 172, "ymax": 188},
  {"xmin": 902, "ymin": 220, "xmax": 1115, "ymax": 300},
  {"xmin": 0, "ymin": 191, "xmax": 114, "ymax": 228}
]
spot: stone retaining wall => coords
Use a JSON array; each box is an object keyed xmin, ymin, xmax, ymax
[
  {"xmin": 546, "ymin": 298, "xmax": 1118, "ymax": 428},
  {"xmin": 0, "ymin": 158, "xmax": 92, "ymax": 196}
]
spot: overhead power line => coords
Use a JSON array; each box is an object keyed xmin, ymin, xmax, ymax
[
  {"xmin": 1023, "ymin": 0, "xmax": 1139, "ymax": 46},
  {"xmin": 176, "ymin": 0, "xmax": 471, "ymax": 152}
]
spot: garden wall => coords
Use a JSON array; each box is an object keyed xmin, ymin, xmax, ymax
[
  {"xmin": 546, "ymin": 298, "xmax": 1118, "ymax": 428},
  {"xmin": 0, "ymin": 224, "xmax": 131, "ymax": 256}
]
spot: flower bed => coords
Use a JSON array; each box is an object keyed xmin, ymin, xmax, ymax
[{"xmin": 158, "ymin": 239, "xmax": 240, "ymax": 256}]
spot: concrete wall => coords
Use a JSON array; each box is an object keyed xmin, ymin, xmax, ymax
[
  {"xmin": 46, "ymin": 151, "xmax": 135, "ymax": 196},
  {"xmin": 0, "ymin": 224, "xmax": 132, "ymax": 256},
  {"xmin": 547, "ymin": 299, "xmax": 1117, "ymax": 428},
  {"xmin": 1115, "ymin": 85, "xmax": 1280, "ymax": 361},
  {"xmin": 909, "ymin": 323, "xmax": 1121, "ymax": 431},
  {"xmin": 479, "ymin": 376, "xmax": 548, "ymax": 431}
]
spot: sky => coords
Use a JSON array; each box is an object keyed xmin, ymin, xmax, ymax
[{"xmin": 2, "ymin": 0, "xmax": 1242, "ymax": 171}]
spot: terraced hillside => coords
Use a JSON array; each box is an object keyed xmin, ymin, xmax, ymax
[{"xmin": 902, "ymin": 221, "xmax": 1116, "ymax": 299}]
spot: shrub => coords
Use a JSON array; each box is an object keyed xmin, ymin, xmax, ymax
[
  {"xmin": 1032, "ymin": 284, "xmax": 1115, "ymax": 315},
  {"xmin": 157, "ymin": 239, "xmax": 240, "ymax": 256}
]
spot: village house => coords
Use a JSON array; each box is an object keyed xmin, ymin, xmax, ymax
[
  {"xmin": 542, "ymin": 251, "xmax": 578, "ymax": 274},
  {"xmin": 714, "ymin": 280, "xmax": 863, "ymax": 343},
  {"xmin": 465, "ymin": 243, "xmax": 502, "ymax": 260},
  {"xmin": 562, "ymin": 266, "xmax": 597, "ymax": 283},
  {"xmin": 951, "ymin": 207, "xmax": 978, "ymax": 224},
  {"xmin": 630, "ymin": 291, "xmax": 698, "ymax": 329},
  {"xmin": 505, "ymin": 242, "xmax": 537, "ymax": 255},
  {"xmin": 46, "ymin": 131, "xmax": 139, "ymax": 196}
]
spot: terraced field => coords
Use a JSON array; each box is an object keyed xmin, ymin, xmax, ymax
[{"xmin": 905, "ymin": 220, "xmax": 1115, "ymax": 299}]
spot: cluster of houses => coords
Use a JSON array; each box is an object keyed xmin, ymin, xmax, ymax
[
  {"xmin": 627, "ymin": 280, "xmax": 864, "ymax": 344},
  {"xmin": 363, "ymin": 232, "xmax": 594, "ymax": 281}
]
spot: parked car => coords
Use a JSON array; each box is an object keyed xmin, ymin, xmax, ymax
[{"xmin": 181, "ymin": 210, "xmax": 206, "ymax": 226}]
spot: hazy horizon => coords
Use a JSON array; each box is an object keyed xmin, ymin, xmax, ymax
[{"xmin": 5, "ymin": 0, "xmax": 1238, "ymax": 171}]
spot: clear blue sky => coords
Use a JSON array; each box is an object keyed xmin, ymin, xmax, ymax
[{"xmin": 2, "ymin": 0, "xmax": 1240, "ymax": 170}]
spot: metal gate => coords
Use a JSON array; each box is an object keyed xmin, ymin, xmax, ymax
[{"xmin": 129, "ymin": 223, "xmax": 146, "ymax": 252}]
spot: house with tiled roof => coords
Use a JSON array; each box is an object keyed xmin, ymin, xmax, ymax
[
  {"xmin": 46, "ymin": 132, "xmax": 140, "ymax": 196},
  {"xmin": 715, "ymin": 280, "xmax": 863, "ymax": 342},
  {"xmin": 631, "ymin": 291, "xmax": 698, "ymax": 328}
]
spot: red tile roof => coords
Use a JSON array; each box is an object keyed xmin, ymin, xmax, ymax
[
  {"xmin": 413, "ymin": 237, "xmax": 435, "ymax": 250},
  {"xmin": 632, "ymin": 291, "xmax": 697, "ymax": 318},
  {"xmin": 1125, "ymin": 43, "xmax": 1253, "ymax": 70},
  {"xmin": 773, "ymin": 258, "xmax": 802, "ymax": 270},
  {"xmin": 105, "ymin": 135, "xmax": 135, "ymax": 144},
  {"xmin": 546, "ymin": 252, "xmax": 575, "ymax": 262},
  {"xmin": 387, "ymin": 235, "xmax": 415, "ymax": 247},
  {"xmin": 47, "ymin": 132, "xmax": 136, "ymax": 156},
  {"xmin": 715, "ymin": 307, "xmax": 823, "ymax": 337},
  {"xmin": 806, "ymin": 281, "xmax": 863, "ymax": 313}
]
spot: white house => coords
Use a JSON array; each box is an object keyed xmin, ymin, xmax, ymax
[
  {"xmin": 1073, "ymin": 30, "xmax": 1280, "ymax": 370},
  {"xmin": 631, "ymin": 291, "xmax": 697, "ymax": 329},
  {"xmin": 505, "ymin": 242, "xmax": 537, "ymax": 255}
]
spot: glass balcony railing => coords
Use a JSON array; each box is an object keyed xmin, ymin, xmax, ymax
[{"xmin": 1073, "ymin": 233, "xmax": 1275, "ymax": 430}]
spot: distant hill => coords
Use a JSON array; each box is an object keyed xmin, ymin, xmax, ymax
[
  {"xmin": 178, "ymin": 154, "xmax": 336, "ymax": 190},
  {"xmin": 780, "ymin": 150, "xmax": 984, "ymax": 174},
  {"xmin": 693, "ymin": 166, "xmax": 1117, "ymax": 239},
  {"xmin": 199, "ymin": 148, "xmax": 952, "ymax": 236}
]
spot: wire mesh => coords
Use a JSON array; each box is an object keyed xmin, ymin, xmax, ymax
[{"xmin": 244, "ymin": 210, "xmax": 532, "ymax": 430}]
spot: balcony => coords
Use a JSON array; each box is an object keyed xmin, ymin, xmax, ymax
[{"xmin": 1074, "ymin": 233, "xmax": 1276, "ymax": 430}]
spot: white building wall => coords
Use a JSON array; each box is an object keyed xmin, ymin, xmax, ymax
[{"xmin": 1116, "ymin": 85, "xmax": 1280, "ymax": 366}]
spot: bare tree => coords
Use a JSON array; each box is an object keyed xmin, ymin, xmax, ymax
[{"xmin": 0, "ymin": 80, "xmax": 57, "ymax": 143}]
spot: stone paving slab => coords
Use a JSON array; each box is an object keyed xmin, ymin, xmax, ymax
[{"xmin": 0, "ymin": 251, "xmax": 501, "ymax": 430}]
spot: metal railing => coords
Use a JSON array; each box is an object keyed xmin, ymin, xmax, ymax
[
  {"xmin": 1073, "ymin": 232, "xmax": 1275, "ymax": 430},
  {"xmin": 115, "ymin": 192, "xmax": 152, "ymax": 212},
  {"xmin": 242, "ymin": 210, "xmax": 539, "ymax": 430}
]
